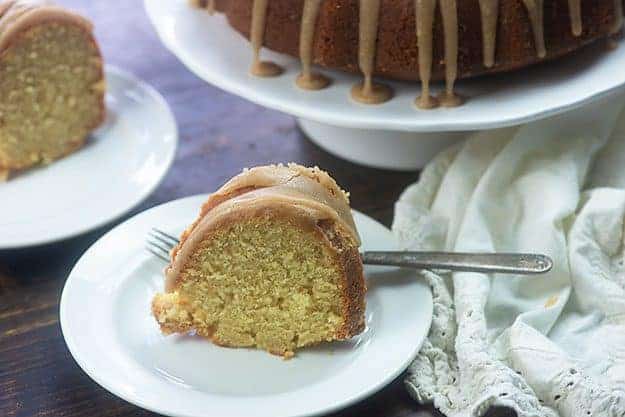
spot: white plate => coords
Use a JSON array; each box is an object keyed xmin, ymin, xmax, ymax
[
  {"xmin": 60, "ymin": 195, "xmax": 433, "ymax": 417},
  {"xmin": 0, "ymin": 66, "xmax": 177, "ymax": 249},
  {"xmin": 145, "ymin": 0, "xmax": 625, "ymax": 132}
]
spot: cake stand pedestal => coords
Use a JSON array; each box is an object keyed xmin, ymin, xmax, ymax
[
  {"xmin": 298, "ymin": 119, "xmax": 467, "ymax": 170},
  {"xmin": 146, "ymin": 0, "xmax": 625, "ymax": 171}
]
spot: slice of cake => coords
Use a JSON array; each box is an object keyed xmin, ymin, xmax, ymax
[
  {"xmin": 152, "ymin": 164, "xmax": 366, "ymax": 358},
  {"xmin": 0, "ymin": 0, "xmax": 105, "ymax": 180}
]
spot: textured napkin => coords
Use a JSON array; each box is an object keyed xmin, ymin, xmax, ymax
[{"xmin": 392, "ymin": 94, "xmax": 625, "ymax": 417}]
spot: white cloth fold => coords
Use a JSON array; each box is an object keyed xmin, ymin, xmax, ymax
[{"xmin": 393, "ymin": 94, "xmax": 625, "ymax": 417}]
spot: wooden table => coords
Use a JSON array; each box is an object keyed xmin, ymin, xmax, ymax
[{"xmin": 0, "ymin": 1, "xmax": 439, "ymax": 416}]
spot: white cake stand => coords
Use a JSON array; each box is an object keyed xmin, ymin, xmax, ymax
[{"xmin": 145, "ymin": 0, "xmax": 625, "ymax": 170}]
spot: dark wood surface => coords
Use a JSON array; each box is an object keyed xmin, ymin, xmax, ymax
[{"xmin": 0, "ymin": 1, "xmax": 434, "ymax": 416}]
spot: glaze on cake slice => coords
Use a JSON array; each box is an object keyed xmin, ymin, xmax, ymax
[
  {"xmin": 0, "ymin": 0, "xmax": 105, "ymax": 180},
  {"xmin": 152, "ymin": 164, "xmax": 366, "ymax": 358}
]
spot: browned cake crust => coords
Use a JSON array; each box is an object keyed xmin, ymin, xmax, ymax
[
  {"xmin": 317, "ymin": 219, "xmax": 366, "ymax": 338},
  {"xmin": 215, "ymin": 0, "xmax": 623, "ymax": 82}
]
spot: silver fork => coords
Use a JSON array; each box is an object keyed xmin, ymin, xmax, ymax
[{"xmin": 146, "ymin": 228, "xmax": 553, "ymax": 275}]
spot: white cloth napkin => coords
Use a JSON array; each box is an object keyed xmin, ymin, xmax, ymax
[{"xmin": 392, "ymin": 94, "xmax": 625, "ymax": 417}]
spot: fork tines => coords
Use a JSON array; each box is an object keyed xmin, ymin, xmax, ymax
[
  {"xmin": 146, "ymin": 228, "xmax": 180, "ymax": 262},
  {"xmin": 151, "ymin": 228, "xmax": 180, "ymax": 245}
]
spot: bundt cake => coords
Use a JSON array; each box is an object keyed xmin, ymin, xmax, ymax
[
  {"xmin": 152, "ymin": 164, "xmax": 366, "ymax": 358},
  {"xmin": 196, "ymin": 0, "xmax": 624, "ymax": 108},
  {"xmin": 0, "ymin": 0, "xmax": 105, "ymax": 180}
]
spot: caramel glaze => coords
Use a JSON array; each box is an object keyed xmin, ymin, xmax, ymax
[
  {"xmin": 478, "ymin": 0, "xmax": 498, "ymax": 68},
  {"xmin": 568, "ymin": 0, "xmax": 582, "ymax": 37},
  {"xmin": 350, "ymin": 0, "xmax": 392, "ymax": 104},
  {"xmin": 207, "ymin": 0, "xmax": 215, "ymax": 15},
  {"xmin": 415, "ymin": 0, "xmax": 437, "ymax": 109},
  {"xmin": 0, "ymin": 0, "xmax": 47, "ymax": 38},
  {"xmin": 523, "ymin": 0, "xmax": 546, "ymax": 58},
  {"xmin": 196, "ymin": 0, "xmax": 625, "ymax": 109},
  {"xmin": 296, "ymin": 0, "xmax": 330, "ymax": 90},
  {"xmin": 0, "ymin": 0, "xmax": 94, "ymax": 53},
  {"xmin": 250, "ymin": 0, "xmax": 283, "ymax": 77},
  {"xmin": 436, "ymin": 0, "xmax": 462, "ymax": 107},
  {"xmin": 415, "ymin": 0, "xmax": 462, "ymax": 108}
]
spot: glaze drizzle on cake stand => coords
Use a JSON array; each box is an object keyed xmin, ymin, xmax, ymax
[{"xmin": 146, "ymin": 0, "xmax": 625, "ymax": 170}]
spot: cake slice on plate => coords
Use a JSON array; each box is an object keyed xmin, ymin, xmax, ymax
[
  {"xmin": 152, "ymin": 164, "xmax": 367, "ymax": 358},
  {"xmin": 0, "ymin": 0, "xmax": 105, "ymax": 180}
]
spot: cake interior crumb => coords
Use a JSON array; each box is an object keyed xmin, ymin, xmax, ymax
[
  {"xmin": 0, "ymin": 22, "xmax": 103, "ymax": 173},
  {"xmin": 153, "ymin": 217, "xmax": 345, "ymax": 357}
]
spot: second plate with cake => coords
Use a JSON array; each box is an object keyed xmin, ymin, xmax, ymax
[{"xmin": 0, "ymin": 66, "xmax": 177, "ymax": 249}]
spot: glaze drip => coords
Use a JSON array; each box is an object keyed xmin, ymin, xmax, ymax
[
  {"xmin": 207, "ymin": 0, "xmax": 215, "ymax": 15},
  {"xmin": 415, "ymin": 0, "xmax": 461, "ymax": 109},
  {"xmin": 250, "ymin": 0, "xmax": 283, "ymax": 77},
  {"xmin": 522, "ymin": 0, "xmax": 546, "ymax": 58},
  {"xmin": 479, "ymin": 0, "xmax": 498, "ymax": 68},
  {"xmin": 437, "ymin": 0, "xmax": 461, "ymax": 107},
  {"xmin": 568, "ymin": 0, "xmax": 582, "ymax": 36},
  {"xmin": 296, "ymin": 0, "xmax": 330, "ymax": 90},
  {"xmin": 350, "ymin": 0, "xmax": 392, "ymax": 104},
  {"xmin": 415, "ymin": 0, "xmax": 437, "ymax": 109}
]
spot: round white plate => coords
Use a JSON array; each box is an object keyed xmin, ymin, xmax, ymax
[
  {"xmin": 60, "ymin": 195, "xmax": 433, "ymax": 417},
  {"xmin": 0, "ymin": 66, "xmax": 177, "ymax": 249},
  {"xmin": 145, "ymin": 0, "xmax": 625, "ymax": 132}
]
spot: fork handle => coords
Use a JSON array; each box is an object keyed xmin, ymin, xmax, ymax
[{"xmin": 361, "ymin": 251, "xmax": 553, "ymax": 275}]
